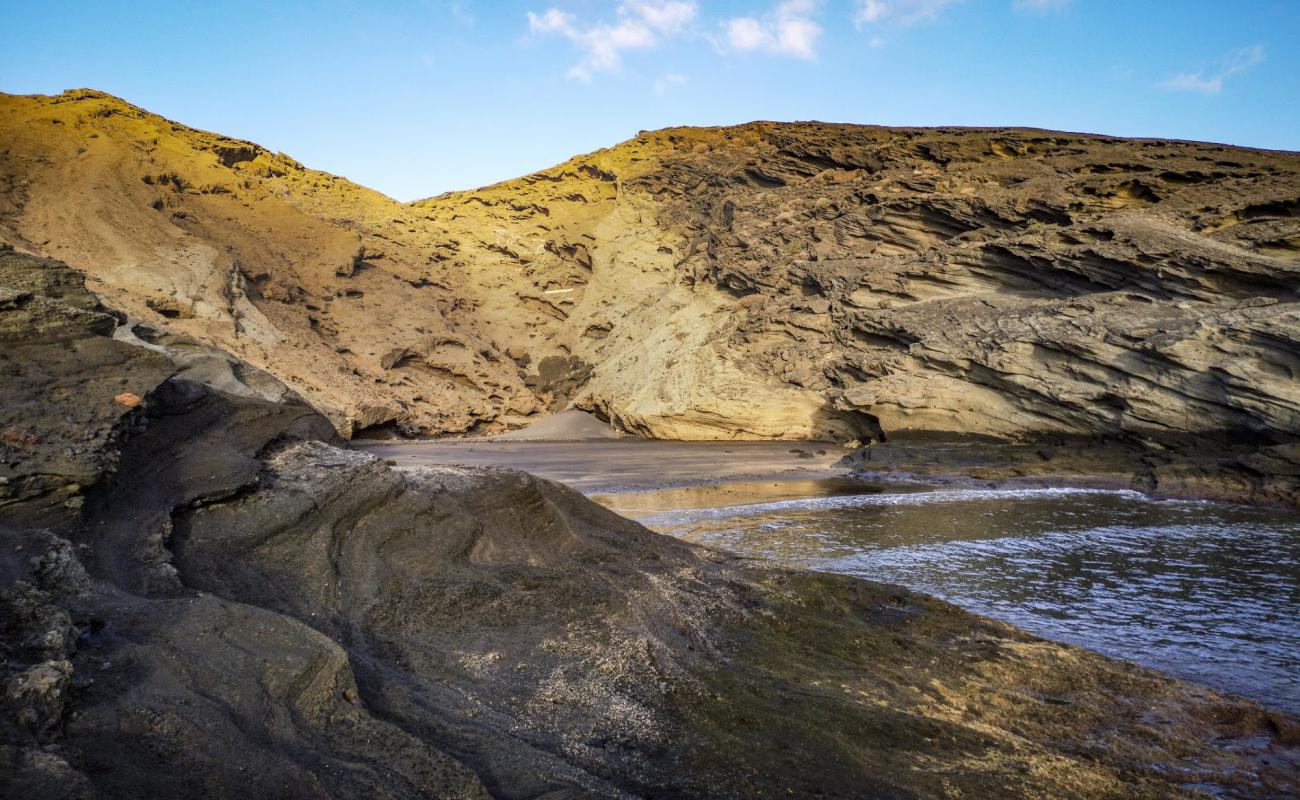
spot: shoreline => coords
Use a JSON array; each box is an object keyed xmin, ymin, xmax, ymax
[
  {"xmin": 357, "ymin": 437, "xmax": 1300, "ymax": 717},
  {"xmin": 353, "ymin": 438, "xmax": 857, "ymax": 494},
  {"xmin": 354, "ymin": 434, "xmax": 1300, "ymax": 510},
  {"xmin": 582, "ymin": 466, "xmax": 1300, "ymax": 717}
]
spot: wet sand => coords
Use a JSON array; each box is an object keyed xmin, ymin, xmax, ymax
[
  {"xmin": 590, "ymin": 476, "xmax": 914, "ymax": 516},
  {"xmin": 353, "ymin": 439, "xmax": 858, "ymax": 494}
]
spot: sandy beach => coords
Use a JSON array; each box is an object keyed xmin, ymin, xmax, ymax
[{"xmin": 353, "ymin": 438, "xmax": 856, "ymax": 494}]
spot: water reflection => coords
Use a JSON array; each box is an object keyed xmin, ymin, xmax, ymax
[{"xmin": 619, "ymin": 487, "xmax": 1300, "ymax": 713}]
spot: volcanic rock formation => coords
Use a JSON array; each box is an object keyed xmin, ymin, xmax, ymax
[
  {"xmin": 3, "ymin": 89, "xmax": 1297, "ymax": 453},
  {"xmin": 0, "ymin": 90, "xmax": 544, "ymax": 437},
  {"xmin": 3, "ymin": 248, "xmax": 1299, "ymax": 798}
]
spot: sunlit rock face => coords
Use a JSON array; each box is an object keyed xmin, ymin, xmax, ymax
[
  {"xmin": 2, "ymin": 91, "xmax": 1298, "ymax": 455},
  {"xmin": 424, "ymin": 123, "xmax": 1300, "ymax": 448}
]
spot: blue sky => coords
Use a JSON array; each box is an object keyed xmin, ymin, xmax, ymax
[{"xmin": 3, "ymin": 1, "xmax": 1297, "ymax": 200}]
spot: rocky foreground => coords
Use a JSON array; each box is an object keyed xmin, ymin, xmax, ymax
[
  {"xmin": 2, "ymin": 89, "xmax": 1299, "ymax": 504},
  {"xmin": 4, "ymin": 248, "xmax": 1300, "ymax": 796}
]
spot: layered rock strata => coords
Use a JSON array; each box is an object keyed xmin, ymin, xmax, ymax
[{"xmin": 3, "ymin": 90, "xmax": 1297, "ymax": 458}]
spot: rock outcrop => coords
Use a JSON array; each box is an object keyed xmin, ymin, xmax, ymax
[
  {"xmin": 2, "ymin": 249, "xmax": 1299, "ymax": 797},
  {"xmin": 0, "ymin": 90, "xmax": 542, "ymax": 437},
  {"xmin": 422, "ymin": 123, "xmax": 1300, "ymax": 474},
  {"xmin": 4, "ymin": 89, "xmax": 1298, "ymax": 457}
]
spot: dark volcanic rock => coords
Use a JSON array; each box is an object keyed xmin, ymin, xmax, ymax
[
  {"xmin": 841, "ymin": 433, "xmax": 1300, "ymax": 508},
  {"xmin": 0, "ymin": 245, "xmax": 173, "ymax": 526},
  {"xmin": 2, "ymin": 248, "xmax": 1299, "ymax": 798}
]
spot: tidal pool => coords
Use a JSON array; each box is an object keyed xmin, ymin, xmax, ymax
[{"xmin": 615, "ymin": 486, "xmax": 1300, "ymax": 714}]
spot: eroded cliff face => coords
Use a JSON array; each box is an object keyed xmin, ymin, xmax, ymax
[
  {"xmin": 421, "ymin": 122, "xmax": 1300, "ymax": 447},
  {"xmin": 0, "ymin": 90, "xmax": 542, "ymax": 436},
  {"xmin": 3, "ymin": 249, "xmax": 1298, "ymax": 799},
  {"xmin": 2, "ymin": 89, "xmax": 1299, "ymax": 452}
]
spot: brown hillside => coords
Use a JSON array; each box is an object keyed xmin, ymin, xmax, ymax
[
  {"xmin": 3, "ymin": 90, "xmax": 1299, "ymax": 459},
  {"xmin": 0, "ymin": 89, "xmax": 539, "ymax": 435}
]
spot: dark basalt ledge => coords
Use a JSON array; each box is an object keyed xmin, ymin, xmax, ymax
[
  {"xmin": 3, "ymin": 250, "xmax": 1300, "ymax": 798},
  {"xmin": 843, "ymin": 431, "xmax": 1300, "ymax": 509}
]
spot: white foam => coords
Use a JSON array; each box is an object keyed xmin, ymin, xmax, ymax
[{"xmin": 633, "ymin": 486, "xmax": 1147, "ymax": 528}]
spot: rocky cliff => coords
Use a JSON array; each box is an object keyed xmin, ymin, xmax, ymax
[
  {"xmin": 2, "ymin": 89, "xmax": 1299, "ymax": 492},
  {"xmin": 3, "ymin": 248, "xmax": 1298, "ymax": 798},
  {"xmin": 419, "ymin": 118, "xmax": 1300, "ymax": 450},
  {"xmin": 0, "ymin": 90, "xmax": 542, "ymax": 436}
]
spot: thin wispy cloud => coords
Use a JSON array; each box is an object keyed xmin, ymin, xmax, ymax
[
  {"xmin": 1012, "ymin": 0, "xmax": 1072, "ymax": 12},
  {"xmin": 654, "ymin": 72, "xmax": 688, "ymax": 95},
  {"xmin": 1160, "ymin": 44, "xmax": 1265, "ymax": 96},
  {"xmin": 724, "ymin": 0, "xmax": 823, "ymax": 60},
  {"xmin": 447, "ymin": 0, "xmax": 476, "ymax": 26},
  {"xmin": 526, "ymin": 1, "xmax": 697, "ymax": 81},
  {"xmin": 852, "ymin": 0, "xmax": 960, "ymax": 30}
]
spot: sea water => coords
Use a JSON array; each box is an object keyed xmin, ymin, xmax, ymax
[{"xmin": 629, "ymin": 487, "xmax": 1300, "ymax": 713}]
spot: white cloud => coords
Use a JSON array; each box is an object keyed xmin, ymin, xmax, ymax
[
  {"xmin": 1160, "ymin": 44, "xmax": 1265, "ymax": 96},
  {"xmin": 1161, "ymin": 72, "xmax": 1224, "ymax": 95},
  {"xmin": 852, "ymin": 0, "xmax": 960, "ymax": 29},
  {"xmin": 527, "ymin": 1, "xmax": 698, "ymax": 80},
  {"xmin": 654, "ymin": 72, "xmax": 688, "ymax": 95},
  {"xmin": 528, "ymin": 7, "xmax": 577, "ymax": 35},
  {"xmin": 724, "ymin": 0, "xmax": 822, "ymax": 60},
  {"xmin": 1012, "ymin": 0, "xmax": 1071, "ymax": 12},
  {"xmin": 625, "ymin": 0, "xmax": 696, "ymax": 31},
  {"xmin": 448, "ymin": 1, "xmax": 476, "ymax": 26}
]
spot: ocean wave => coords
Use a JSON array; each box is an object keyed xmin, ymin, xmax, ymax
[{"xmin": 633, "ymin": 486, "xmax": 1149, "ymax": 528}]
